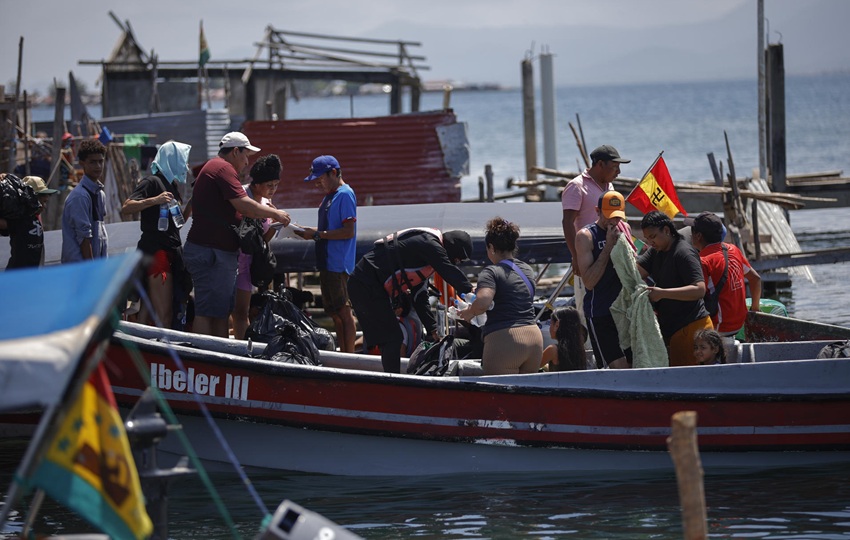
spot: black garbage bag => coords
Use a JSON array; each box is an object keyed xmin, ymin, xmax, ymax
[
  {"xmin": 312, "ymin": 326, "xmax": 336, "ymax": 352},
  {"xmin": 0, "ymin": 173, "xmax": 40, "ymax": 220},
  {"xmin": 246, "ymin": 290, "xmax": 314, "ymax": 342},
  {"xmin": 246, "ymin": 290, "xmax": 336, "ymax": 353},
  {"xmin": 262, "ymin": 319, "xmax": 321, "ymax": 365}
]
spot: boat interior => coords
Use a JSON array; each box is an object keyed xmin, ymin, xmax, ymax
[{"xmin": 116, "ymin": 321, "xmax": 839, "ymax": 377}]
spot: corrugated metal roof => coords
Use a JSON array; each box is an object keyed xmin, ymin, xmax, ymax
[{"xmin": 243, "ymin": 110, "xmax": 463, "ymax": 210}]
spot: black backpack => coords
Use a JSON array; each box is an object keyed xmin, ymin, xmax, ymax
[
  {"xmin": 0, "ymin": 174, "xmax": 41, "ymax": 220},
  {"xmin": 233, "ymin": 217, "xmax": 277, "ymax": 288},
  {"xmin": 407, "ymin": 335, "xmax": 457, "ymax": 376}
]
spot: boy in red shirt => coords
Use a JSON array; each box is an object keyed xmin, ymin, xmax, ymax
[{"xmin": 690, "ymin": 212, "xmax": 762, "ymax": 336}]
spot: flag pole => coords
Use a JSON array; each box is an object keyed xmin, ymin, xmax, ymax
[{"xmin": 626, "ymin": 150, "xmax": 664, "ymax": 200}]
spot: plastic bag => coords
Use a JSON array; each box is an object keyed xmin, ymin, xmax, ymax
[
  {"xmin": 262, "ymin": 319, "xmax": 321, "ymax": 365},
  {"xmin": 0, "ymin": 174, "xmax": 40, "ymax": 220},
  {"xmin": 246, "ymin": 290, "xmax": 336, "ymax": 353}
]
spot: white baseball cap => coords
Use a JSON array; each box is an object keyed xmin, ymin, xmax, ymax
[{"xmin": 219, "ymin": 132, "xmax": 260, "ymax": 153}]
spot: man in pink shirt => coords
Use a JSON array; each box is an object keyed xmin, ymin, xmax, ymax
[{"xmin": 562, "ymin": 145, "xmax": 631, "ymax": 274}]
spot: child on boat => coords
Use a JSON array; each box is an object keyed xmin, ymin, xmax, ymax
[
  {"xmin": 541, "ymin": 307, "xmax": 588, "ymax": 371},
  {"xmin": 693, "ymin": 328, "xmax": 726, "ymax": 365}
]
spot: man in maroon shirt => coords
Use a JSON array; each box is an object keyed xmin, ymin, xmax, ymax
[{"xmin": 184, "ymin": 132, "xmax": 291, "ymax": 337}]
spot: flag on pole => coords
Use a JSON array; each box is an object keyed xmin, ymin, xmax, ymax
[
  {"xmin": 199, "ymin": 21, "xmax": 210, "ymax": 67},
  {"xmin": 626, "ymin": 155, "xmax": 687, "ymax": 218},
  {"xmin": 29, "ymin": 363, "xmax": 153, "ymax": 540}
]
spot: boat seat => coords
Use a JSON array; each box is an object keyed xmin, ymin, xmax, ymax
[{"xmin": 447, "ymin": 359, "xmax": 484, "ymax": 376}]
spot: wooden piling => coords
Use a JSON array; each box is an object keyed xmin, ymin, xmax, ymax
[
  {"xmin": 442, "ymin": 84, "xmax": 452, "ymax": 110},
  {"xmin": 22, "ymin": 90, "xmax": 29, "ymax": 177},
  {"xmin": 485, "ymin": 164, "xmax": 494, "ymax": 203},
  {"xmin": 7, "ymin": 37, "xmax": 23, "ymax": 173},
  {"xmin": 521, "ymin": 58, "xmax": 537, "ymax": 183},
  {"xmin": 42, "ymin": 86, "xmax": 66, "ymax": 231},
  {"xmin": 767, "ymin": 43, "xmax": 786, "ymax": 194},
  {"xmin": 667, "ymin": 411, "xmax": 708, "ymax": 540},
  {"xmin": 540, "ymin": 51, "xmax": 557, "ymax": 200}
]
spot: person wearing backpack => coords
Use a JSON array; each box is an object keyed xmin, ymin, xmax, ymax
[
  {"xmin": 689, "ymin": 211, "xmax": 762, "ymax": 338},
  {"xmin": 0, "ymin": 175, "xmax": 57, "ymax": 269},
  {"xmin": 121, "ymin": 141, "xmax": 193, "ymax": 328},
  {"xmin": 231, "ymin": 154, "xmax": 281, "ymax": 340}
]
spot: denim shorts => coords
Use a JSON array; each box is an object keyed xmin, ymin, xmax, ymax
[
  {"xmin": 183, "ymin": 241, "xmax": 238, "ymax": 319},
  {"xmin": 320, "ymin": 271, "xmax": 351, "ymax": 314}
]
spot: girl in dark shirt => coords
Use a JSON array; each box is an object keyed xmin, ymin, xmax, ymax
[
  {"xmin": 541, "ymin": 307, "xmax": 588, "ymax": 371},
  {"xmin": 636, "ymin": 211, "xmax": 712, "ymax": 366}
]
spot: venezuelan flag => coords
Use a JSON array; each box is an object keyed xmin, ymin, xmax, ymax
[
  {"xmin": 30, "ymin": 363, "xmax": 152, "ymax": 540},
  {"xmin": 626, "ymin": 156, "xmax": 687, "ymax": 219}
]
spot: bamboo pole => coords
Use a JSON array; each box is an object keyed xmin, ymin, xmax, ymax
[
  {"xmin": 568, "ymin": 122, "xmax": 589, "ymax": 169},
  {"xmin": 667, "ymin": 411, "xmax": 708, "ymax": 540}
]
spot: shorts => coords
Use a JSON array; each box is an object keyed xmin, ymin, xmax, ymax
[
  {"xmin": 667, "ymin": 315, "xmax": 713, "ymax": 367},
  {"xmin": 587, "ymin": 314, "xmax": 632, "ymax": 369},
  {"xmin": 183, "ymin": 241, "xmax": 238, "ymax": 319},
  {"xmin": 320, "ymin": 271, "xmax": 351, "ymax": 314},
  {"xmin": 147, "ymin": 249, "xmax": 173, "ymax": 283},
  {"xmin": 236, "ymin": 252, "xmax": 253, "ymax": 292}
]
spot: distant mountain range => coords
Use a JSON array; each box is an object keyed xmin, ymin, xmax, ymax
[{"xmin": 366, "ymin": 0, "xmax": 850, "ymax": 87}]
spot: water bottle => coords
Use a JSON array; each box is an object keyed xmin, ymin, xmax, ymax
[
  {"xmin": 168, "ymin": 198, "xmax": 185, "ymax": 229},
  {"xmin": 157, "ymin": 203, "xmax": 169, "ymax": 231},
  {"xmin": 452, "ymin": 295, "xmax": 487, "ymax": 327}
]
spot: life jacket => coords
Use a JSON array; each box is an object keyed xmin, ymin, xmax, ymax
[{"xmin": 375, "ymin": 227, "xmax": 443, "ymax": 298}]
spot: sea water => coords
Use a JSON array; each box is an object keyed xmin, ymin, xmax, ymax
[
  {"xmin": 2, "ymin": 437, "xmax": 849, "ymax": 539},
  {"xmin": 9, "ymin": 74, "xmax": 850, "ymax": 538}
]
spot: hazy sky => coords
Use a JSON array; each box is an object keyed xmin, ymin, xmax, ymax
[{"xmin": 2, "ymin": 0, "xmax": 848, "ymax": 93}]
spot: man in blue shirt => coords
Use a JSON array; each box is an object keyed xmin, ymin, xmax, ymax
[
  {"xmin": 61, "ymin": 139, "xmax": 108, "ymax": 262},
  {"xmin": 299, "ymin": 155, "xmax": 358, "ymax": 352}
]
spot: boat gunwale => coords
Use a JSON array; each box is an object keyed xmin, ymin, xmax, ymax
[{"xmin": 110, "ymin": 331, "xmax": 850, "ymax": 403}]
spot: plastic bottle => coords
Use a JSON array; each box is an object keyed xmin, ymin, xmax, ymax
[
  {"xmin": 168, "ymin": 198, "xmax": 185, "ymax": 229},
  {"xmin": 157, "ymin": 203, "xmax": 169, "ymax": 231},
  {"xmin": 451, "ymin": 295, "xmax": 488, "ymax": 327}
]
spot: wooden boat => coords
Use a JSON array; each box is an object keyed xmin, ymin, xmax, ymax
[
  {"xmin": 106, "ymin": 320, "xmax": 850, "ymax": 477},
  {"xmin": 745, "ymin": 310, "xmax": 850, "ymax": 342}
]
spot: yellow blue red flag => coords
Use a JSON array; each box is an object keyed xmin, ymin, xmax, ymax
[
  {"xmin": 626, "ymin": 155, "xmax": 687, "ymax": 218},
  {"xmin": 30, "ymin": 363, "xmax": 152, "ymax": 540}
]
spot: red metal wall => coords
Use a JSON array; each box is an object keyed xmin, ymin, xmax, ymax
[{"xmin": 242, "ymin": 110, "xmax": 462, "ymax": 210}]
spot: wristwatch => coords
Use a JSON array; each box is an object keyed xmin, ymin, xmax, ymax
[{"xmin": 313, "ymin": 230, "xmax": 322, "ymax": 241}]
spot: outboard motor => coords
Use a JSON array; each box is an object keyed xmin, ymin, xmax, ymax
[{"xmin": 125, "ymin": 388, "xmax": 195, "ymax": 540}]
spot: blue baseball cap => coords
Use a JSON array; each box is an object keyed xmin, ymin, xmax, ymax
[{"xmin": 304, "ymin": 155, "xmax": 340, "ymax": 181}]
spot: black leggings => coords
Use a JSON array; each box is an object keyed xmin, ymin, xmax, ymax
[{"xmin": 348, "ymin": 276, "xmax": 404, "ymax": 373}]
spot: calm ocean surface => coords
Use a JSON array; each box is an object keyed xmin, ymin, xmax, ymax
[{"xmin": 6, "ymin": 74, "xmax": 850, "ymax": 539}]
